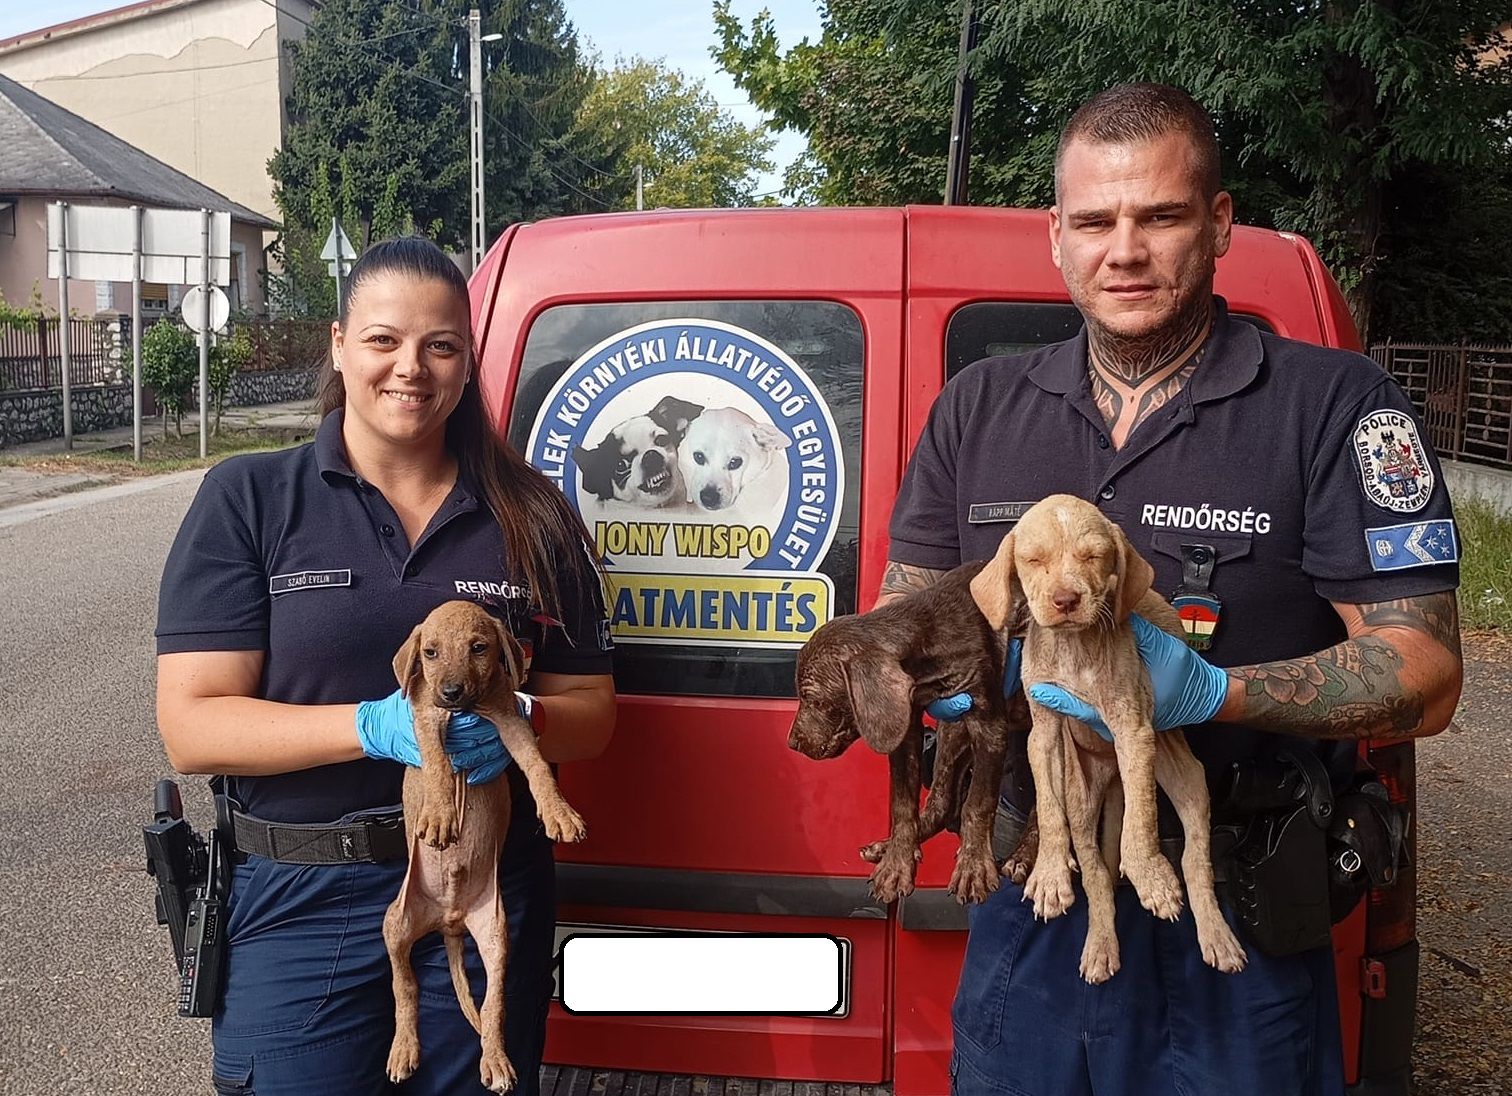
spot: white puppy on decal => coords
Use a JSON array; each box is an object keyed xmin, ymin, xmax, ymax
[{"xmin": 680, "ymin": 406, "xmax": 792, "ymax": 518}]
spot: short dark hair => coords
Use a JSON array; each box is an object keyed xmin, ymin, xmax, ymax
[{"xmin": 1055, "ymin": 83, "xmax": 1222, "ymax": 200}]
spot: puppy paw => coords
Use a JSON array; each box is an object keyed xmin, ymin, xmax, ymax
[
  {"xmin": 387, "ymin": 1031, "xmax": 421, "ymax": 1083},
  {"xmin": 1079, "ymin": 927, "xmax": 1122, "ymax": 985},
  {"xmin": 949, "ymin": 847, "xmax": 1002, "ymax": 904},
  {"xmin": 868, "ymin": 849, "xmax": 920, "ymax": 904},
  {"xmin": 858, "ymin": 838, "xmax": 890, "ymax": 864},
  {"xmin": 1000, "ymin": 825, "xmax": 1039, "ymax": 885},
  {"xmin": 1125, "ymin": 856, "xmax": 1184, "ymax": 921},
  {"xmin": 1023, "ymin": 855, "xmax": 1077, "ymax": 920},
  {"xmin": 541, "ymin": 800, "xmax": 587, "ymax": 843},
  {"xmin": 1198, "ymin": 919, "xmax": 1248, "ymax": 974},
  {"xmin": 414, "ymin": 804, "xmax": 459, "ymax": 848},
  {"xmin": 480, "ymin": 1046, "xmax": 517, "ymax": 1093}
]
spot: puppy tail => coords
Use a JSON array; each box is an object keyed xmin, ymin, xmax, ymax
[{"xmin": 447, "ymin": 934, "xmax": 483, "ymax": 1034}]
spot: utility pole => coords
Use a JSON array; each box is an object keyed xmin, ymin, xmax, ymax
[
  {"xmin": 468, "ymin": 8, "xmax": 485, "ymax": 270},
  {"xmin": 636, "ymin": 164, "xmax": 644, "ymax": 211},
  {"xmin": 56, "ymin": 202, "xmax": 73, "ymax": 449},
  {"xmin": 943, "ymin": 0, "xmax": 980, "ymax": 206}
]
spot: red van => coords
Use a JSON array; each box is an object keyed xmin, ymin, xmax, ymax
[{"xmin": 469, "ymin": 206, "xmax": 1418, "ymax": 1095}]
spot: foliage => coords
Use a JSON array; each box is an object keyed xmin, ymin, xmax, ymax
[
  {"xmin": 141, "ymin": 321, "xmax": 198, "ymax": 437},
  {"xmin": 715, "ymin": 0, "xmax": 1512, "ymax": 342},
  {"xmin": 570, "ymin": 57, "xmax": 776, "ymax": 209},
  {"xmin": 1454, "ymin": 492, "xmax": 1512, "ymax": 632},
  {"xmin": 269, "ymin": 0, "xmax": 608, "ymax": 285},
  {"xmin": 209, "ymin": 326, "xmax": 254, "ymax": 435},
  {"xmin": 0, "ymin": 285, "xmax": 54, "ymax": 330}
]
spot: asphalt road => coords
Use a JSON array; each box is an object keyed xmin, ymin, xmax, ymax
[{"xmin": 0, "ymin": 475, "xmax": 1506, "ymax": 1094}]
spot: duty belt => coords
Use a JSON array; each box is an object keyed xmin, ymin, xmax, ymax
[{"xmin": 230, "ymin": 809, "xmax": 408, "ymax": 865}]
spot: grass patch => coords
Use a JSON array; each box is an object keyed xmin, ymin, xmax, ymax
[
  {"xmin": 1455, "ymin": 492, "xmax": 1512, "ymax": 632},
  {"xmin": 0, "ymin": 427, "xmax": 304, "ymax": 477}
]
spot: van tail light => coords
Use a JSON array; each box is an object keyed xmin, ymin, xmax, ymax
[{"xmin": 1363, "ymin": 740, "xmax": 1416, "ymax": 953}]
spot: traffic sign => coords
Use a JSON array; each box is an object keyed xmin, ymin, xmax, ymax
[
  {"xmin": 181, "ymin": 284, "xmax": 230, "ymax": 334},
  {"xmin": 322, "ymin": 219, "xmax": 356, "ymax": 276}
]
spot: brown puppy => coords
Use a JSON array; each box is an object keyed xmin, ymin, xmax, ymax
[
  {"xmin": 382, "ymin": 600, "xmax": 586, "ymax": 1092},
  {"xmin": 789, "ymin": 562, "xmax": 1031, "ymax": 904},
  {"xmin": 971, "ymin": 495, "xmax": 1246, "ymax": 983}
]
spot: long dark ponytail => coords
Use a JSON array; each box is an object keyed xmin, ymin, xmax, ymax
[{"xmin": 318, "ymin": 236, "xmax": 600, "ymax": 624}]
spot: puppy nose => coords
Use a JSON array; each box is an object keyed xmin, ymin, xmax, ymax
[
  {"xmin": 643, "ymin": 449, "xmax": 664, "ymax": 472},
  {"xmin": 700, "ymin": 485, "xmax": 722, "ymax": 508},
  {"xmin": 439, "ymin": 682, "xmax": 464, "ymax": 703},
  {"xmin": 1051, "ymin": 589, "xmax": 1081, "ymax": 614}
]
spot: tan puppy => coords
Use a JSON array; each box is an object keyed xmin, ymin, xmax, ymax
[
  {"xmin": 382, "ymin": 600, "xmax": 586, "ymax": 1092},
  {"xmin": 970, "ymin": 495, "xmax": 1246, "ymax": 983}
]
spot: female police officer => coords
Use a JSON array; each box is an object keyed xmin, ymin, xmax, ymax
[{"xmin": 155, "ymin": 237, "xmax": 614, "ymax": 1095}]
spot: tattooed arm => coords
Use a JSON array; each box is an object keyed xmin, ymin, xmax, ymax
[
  {"xmin": 1213, "ymin": 592, "xmax": 1463, "ymax": 740},
  {"xmin": 875, "ymin": 559, "xmax": 948, "ymax": 609}
]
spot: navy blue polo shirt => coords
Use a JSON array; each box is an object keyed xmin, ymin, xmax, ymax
[
  {"xmin": 890, "ymin": 299, "xmax": 1458, "ymax": 799},
  {"xmin": 157, "ymin": 409, "xmax": 612, "ymax": 823}
]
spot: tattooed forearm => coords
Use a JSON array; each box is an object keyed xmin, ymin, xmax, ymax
[
  {"xmin": 1226, "ymin": 592, "xmax": 1462, "ymax": 741},
  {"xmin": 1357, "ymin": 592, "xmax": 1462, "ymax": 659},
  {"xmin": 879, "ymin": 560, "xmax": 947, "ymax": 603},
  {"xmin": 1229, "ymin": 637, "xmax": 1424, "ymax": 740}
]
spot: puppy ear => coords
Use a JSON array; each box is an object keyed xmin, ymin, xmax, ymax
[
  {"xmin": 751, "ymin": 422, "xmax": 792, "ymax": 450},
  {"xmin": 970, "ymin": 531, "xmax": 1018, "ymax": 631},
  {"xmin": 573, "ymin": 444, "xmax": 612, "ymax": 500},
  {"xmin": 842, "ymin": 654, "xmax": 914, "ymax": 753},
  {"xmin": 648, "ymin": 396, "xmax": 704, "ymax": 440},
  {"xmin": 1112, "ymin": 524, "xmax": 1155, "ymax": 622},
  {"xmin": 492, "ymin": 615, "xmax": 527, "ymax": 687},
  {"xmin": 392, "ymin": 624, "xmax": 424, "ymax": 698}
]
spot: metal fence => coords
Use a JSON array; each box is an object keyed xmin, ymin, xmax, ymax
[
  {"xmin": 243, "ymin": 318, "xmax": 330, "ymax": 374},
  {"xmin": 0, "ymin": 317, "xmax": 119, "ymax": 391},
  {"xmin": 1372, "ymin": 342, "xmax": 1512, "ymax": 472}
]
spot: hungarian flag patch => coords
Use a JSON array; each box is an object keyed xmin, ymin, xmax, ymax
[{"xmin": 1173, "ymin": 594, "xmax": 1221, "ymax": 651}]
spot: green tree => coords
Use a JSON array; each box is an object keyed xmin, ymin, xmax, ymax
[
  {"xmin": 269, "ymin": 0, "xmax": 608, "ymax": 266},
  {"xmin": 141, "ymin": 322, "xmax": 198, "ymax": 437},
  {"xmin": 715, "ymin": 0, "xmax": 1512, "ymax": 342},
  {"xmin": 571, "ymin": 58, "xmax": 776, "ymax": 209},
  {"xmin": 209, "ymin": 326, "xmax": 253, "ymax": 435}
]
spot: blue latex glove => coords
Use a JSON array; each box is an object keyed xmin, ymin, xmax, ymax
[
  {"xmin": 924, "ymin": 638, "xmax": 1023, "ymax": 722},
  {"xmin": 1026, "ymin": 614, "xmax": 1230, "ymax": 741},
  {"xmin": 355, "ymin": 689, "xmax": 514, "ymax": 785}
]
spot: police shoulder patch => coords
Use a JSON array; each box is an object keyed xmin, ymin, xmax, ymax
[{"xmin": 1353, "ymin": 409, "xmax": 1434, "ymax": 513}]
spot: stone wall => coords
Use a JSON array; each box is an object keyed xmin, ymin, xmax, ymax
[
  {"xmin": 227, "ymin": 368, "xmax": 317, "ymax": 407},
  {"xmin": 0, "ymin": 384, "xmax": 135, "ymax": 448},
  {"xmin": 0, "ymin": 369, "xmax": 317, "ymax": 448}
]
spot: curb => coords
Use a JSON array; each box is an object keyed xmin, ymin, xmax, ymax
[{"xmin": 0, "ymin": 468, "xmax": 207, "ymax": 529}]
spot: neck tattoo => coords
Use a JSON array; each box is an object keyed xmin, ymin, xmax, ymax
[{"xmin": 1088, "ymin": 302, "xmax": 1213, "ymax": 449}]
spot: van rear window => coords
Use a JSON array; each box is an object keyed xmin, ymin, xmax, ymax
[
  {"xmin": 945, "ymin": 302, "xmax": 1274, "ymax": 380},
  {"xmin": 509, "ymin": 301, "xmax": 863, "ymax": 699}
]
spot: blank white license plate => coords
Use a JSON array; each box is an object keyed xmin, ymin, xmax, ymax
[{"xmin": 551, "ymin": 923, "xmax": 851, "ymax": 1017}]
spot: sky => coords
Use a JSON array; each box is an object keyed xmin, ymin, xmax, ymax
[{"xmin": 0, "ymin": 0, "xmax": 824, "ymax": 196}]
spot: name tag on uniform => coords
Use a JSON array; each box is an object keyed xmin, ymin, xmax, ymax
[
  {"xmin": 270, "ymin": 569, "xmax": 352, "ymax": 594},
  {"xmin": 968, "ymin": 501, "xmax": 1037, "ymax": 525}
]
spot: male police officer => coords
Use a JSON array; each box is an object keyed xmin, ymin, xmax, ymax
[{"xmin": 884, "ymin": 84, "xmax": 1462, "ymax": 1094}]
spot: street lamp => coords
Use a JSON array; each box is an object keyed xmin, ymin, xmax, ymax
[{"xmin": 469, "ymin": 10, "xmax": 503, "ymax": 270}]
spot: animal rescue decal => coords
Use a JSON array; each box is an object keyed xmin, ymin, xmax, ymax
[{"xmin": 526, "ymin": 319, "xmax": 843, "ymax": 649}]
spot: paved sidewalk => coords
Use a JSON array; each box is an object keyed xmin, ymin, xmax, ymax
[{"xmin": 0, "ymin": 398, "xmax": 317, "ymax": 510}]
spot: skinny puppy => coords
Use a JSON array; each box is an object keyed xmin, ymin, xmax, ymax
[
  {"xmin": 382, "ymin": 600, "xmax": 585, "ymax": 1092},
  {"xmin": 971, "ymin": 495, "xmax": 1246, "ymax": 983}
]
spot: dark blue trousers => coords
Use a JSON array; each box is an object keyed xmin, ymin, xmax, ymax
[
  {"xmin": 951, "ymin": 880, "xmax": 1345, "ymax": 1096},
  {"xmin": 210, "ymin": 799, "xmax": 555, "ymax": 1096}
]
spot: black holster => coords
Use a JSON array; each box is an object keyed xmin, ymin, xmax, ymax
[{"xmin": 1216, "ymin": 750, "xmax": 1408, "ymax": 957}]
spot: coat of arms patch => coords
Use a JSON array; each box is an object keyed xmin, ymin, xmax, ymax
[{"xmin": 1353, "ymin": 409, "xmax": 1433, "ymax": 513}]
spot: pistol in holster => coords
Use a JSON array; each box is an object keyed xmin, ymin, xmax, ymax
[
  {"xmin": 1215, "ymin": 750, "xmax": 1409, "ymax": 957},
  {"xmin": 142, "ymin": 778, "xmax": 233, "ymax": 1017}
]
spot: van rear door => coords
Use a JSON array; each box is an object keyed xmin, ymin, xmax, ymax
[{"xmin": 474, "ymin": 209, "xmax": 908, "ymax": 1082}]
